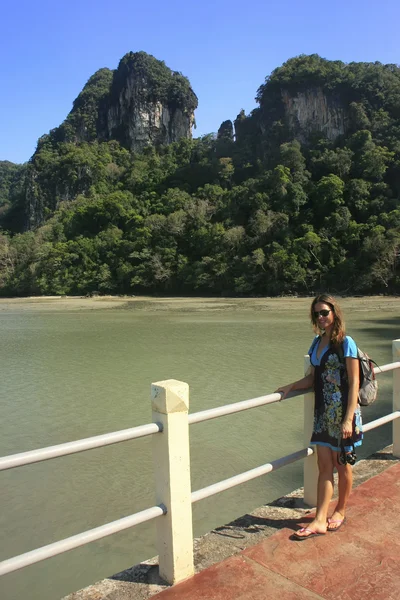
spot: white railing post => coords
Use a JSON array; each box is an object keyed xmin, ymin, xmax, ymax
[
  {"xmin": 393, "ymin": 340, "xmax": 400, "ymax": 458},
  {"xmin": 303, "ymin": 354, "xmax": 318, "ymax": 507},
  {"xmin": 151, "ymin": 379, "xmax": 194, "ymax": 584}
]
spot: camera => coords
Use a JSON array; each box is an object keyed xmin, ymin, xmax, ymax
[{"xmin": 338, "ymin": 440, "xmax": 357, "ymax": 466}]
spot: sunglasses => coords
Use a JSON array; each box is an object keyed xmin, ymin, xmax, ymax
[{"xmin": 313, "ymin": 309, "xmax": 331, "ymax": 318}]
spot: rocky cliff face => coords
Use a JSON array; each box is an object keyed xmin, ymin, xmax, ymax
[
  {"xmin": 57, "ymin": 51, "xmax": 197, "ymax": 152},
  {"xmin": 105, "ymin": 53, "xmax": 196, "ymax": 150},
  {"xmin": 107, "ymin": 100, "xmax": 194, "ymax": 150},
  {"xmin": 236, "ymin": 86, "xmax": 349, "ymax": 156},
  {"xmin": 281, "ymin": 87, "xmax": 348, "ymax": 142},
  {"xmin": 24, "ymin": 52, "xmax": 197, "ymax": 229}
]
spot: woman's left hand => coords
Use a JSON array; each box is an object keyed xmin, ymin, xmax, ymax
[{"xmin": 341, "ymin": 419, "xmax": 353, "ymax": 438}]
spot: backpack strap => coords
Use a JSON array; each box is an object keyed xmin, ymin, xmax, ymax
[
  {"xmin": 337, "ymin": 342, "xmax": 345, "ymax": 364},
  {"xmin": 309, "ymin": 336, "xmax": 320, "ymax": 361},
  {"xmin": 336, "ymin": 341, "xmax": 353, "ymax": 380},
  {"xmin": 367, "ymin": 358, "xmax": 380, "ymax": 369}
]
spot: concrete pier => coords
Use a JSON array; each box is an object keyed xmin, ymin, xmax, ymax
[{"xmin": 64, "ymin": 444, "xmax": 399, "ymax": 600}]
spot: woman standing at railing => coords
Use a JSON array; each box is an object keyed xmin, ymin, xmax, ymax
[{"xmin": 276, "ymin": 293, "xmax": 363, "ymax": 540}]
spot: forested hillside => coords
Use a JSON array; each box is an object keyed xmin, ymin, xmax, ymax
[{"xmin": 0, "ymin": 54, "xmax": 399, "ymax": 296}]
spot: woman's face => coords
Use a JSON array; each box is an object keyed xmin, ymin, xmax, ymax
[{"xmin": 313, "ymin": 302, "xmax": 335, "ymax": 330}]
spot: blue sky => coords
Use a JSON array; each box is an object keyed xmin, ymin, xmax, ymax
[{"xmin": 1, "ymin": 0, "xmax": 399, "ymax": 164}]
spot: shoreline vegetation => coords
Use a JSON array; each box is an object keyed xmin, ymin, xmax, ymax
[
  {"xmin": 2, "ymin": 56, "xmax": 400, "ymax": 299},
  {"xmin": 0, "ymin": 295, "xmax": 398, "ymax": 312}
]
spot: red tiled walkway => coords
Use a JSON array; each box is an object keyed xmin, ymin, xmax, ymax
[{"xmin": 152, "ymin": 462, "xmax": 400, "ymax": 600}]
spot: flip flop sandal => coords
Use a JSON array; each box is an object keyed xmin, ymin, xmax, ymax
[
  {"xmin": 293, "ymin": 527, "xmax": 326, "ymax": 541},
  {"xmin": 327, "ymin": 517, "xmax": 346, "ymax": 532}
]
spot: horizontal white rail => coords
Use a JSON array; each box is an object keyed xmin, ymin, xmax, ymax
[
  {"xmin": 189, "ymin": 361, "xmax": 400, "ymax": 426},
  {"xmin": 374, "ymin": 362, "xmax": 400, "ymax": 374},
  {"xmin": 189, "ymin": 389, "xmax": 305, "ymax": 424},
  {"xmin": 191, "ymin": 411, "xmax": 400, "ymax": 505},
  {"xmin": 0, "ymin": 356, "xmax": 399, "ymax": 581},
  {"xmin": 363, "ymin": 411, "xmax": 400, "ymax": 432},
  {"xmin": 191, "ymin": 447, "xmax": 314, "ymax": 503},
  {"xmin": 0, "ymin": 505, "xmax": 165, "ymax": 577},
  {"xmin": 2, "ymin": 361, "xmax": 398, "ymax": 472},
  {"xmin": 0, "ymin": 422, "xmax": 162, "ymax": 472},
  {"xmin": 2, "ymin": 411, "xmax": 398, "ymax": 577}
]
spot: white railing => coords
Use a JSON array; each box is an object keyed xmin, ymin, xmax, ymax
[{"xmin": 1, "ymin": 340, "xmax": 400, "ymax": 585}]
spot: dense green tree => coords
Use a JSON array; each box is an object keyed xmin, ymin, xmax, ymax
[
  {"xmin": 0, "ymin": 161, "xmax": 25, "ymax": 208},
  {"xmin": 2, "ymin": 54, "xmax": 400, "ymax": 296},
  {"xmin": 314, "ymin": 174, "xmax": 345, "ymax": 215}
]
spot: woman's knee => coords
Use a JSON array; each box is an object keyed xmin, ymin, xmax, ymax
[
  {"xmin": 317, "ymin": 447, "xmax": 334, "ymax": 473},
  {"xmin": 332, "ymin": 452, "xmax": 341, "ymax": 470},
  {"xmin": 335, "ymin": 460, "xmax": 352, "ymax": 478}
]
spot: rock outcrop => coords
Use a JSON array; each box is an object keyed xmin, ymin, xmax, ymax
[
  {"xmin": 217, "ymin": 120, "xmax": 234, "ymax": 141},
  {"xmin": 281, "ymin": 87, "xmax": 348, "ymax": 142},
  {"xmin": 56, "ymin": 51, "xmax": 197, "ymax": 152},
  {"xmin": 235, "ymin": 85, "xmax": 350, "ymax": 160},
  {"xmin": 24, "ymin": 52, "xmax": 198, "ymax": 228},
  {"xmin": 105, "ymin": 53, "xmax": 196, "ymax": 151}
]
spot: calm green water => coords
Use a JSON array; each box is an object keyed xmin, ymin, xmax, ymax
[{"xmin": 0, "ymin": 299, "xmax": 398, "ymax": 600}]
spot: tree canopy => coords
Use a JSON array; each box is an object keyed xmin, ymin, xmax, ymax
[{"xmin": 1, "ymin": 54, "xmax": 399, "ymax": 297}]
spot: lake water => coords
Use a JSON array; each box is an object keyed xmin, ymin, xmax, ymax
[{"xmin": 0, "ymin": 296, "xmax": 398, "ymax": 600}]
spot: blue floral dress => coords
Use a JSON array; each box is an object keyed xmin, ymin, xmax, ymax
[{"xmin": 308, "ymin": 335, "xmax": 363, "ymax": 452}]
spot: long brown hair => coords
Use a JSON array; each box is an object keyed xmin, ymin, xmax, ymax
[{"xmin": 310, "ymin": 294, "xmax": 346, "ymax": 345}]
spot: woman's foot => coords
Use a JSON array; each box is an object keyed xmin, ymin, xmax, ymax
[
  {"xmin": 327, "ymin": 510, "xmax": 346, "ymax": 531},
  {"xmin": 294, "ymin": 519, "xmax": 327, "ymax": 539}
]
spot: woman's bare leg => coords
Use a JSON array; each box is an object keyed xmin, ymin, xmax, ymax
[
  {"xmin": 295, "ymin": 445, "xmax": 334, "ymax": 537},
  {"xmin": 328, "ymin": 452, "xmax": 353, "ymax": 530}
]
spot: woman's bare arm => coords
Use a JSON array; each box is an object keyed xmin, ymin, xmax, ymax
[{"xmin": 275, "ymin": 368, "xmax": 314, "ymax": 400}]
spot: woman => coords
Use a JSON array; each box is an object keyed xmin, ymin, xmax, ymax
[{"xmin": 276, "ymin": 294, "xmax": 363, "ymax": 540}]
